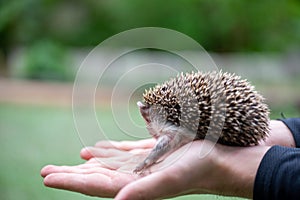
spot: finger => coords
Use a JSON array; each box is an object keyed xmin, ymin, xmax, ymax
[
  {"xmin": 41, "ymin": 164, "xmax": 121, "ymax": 177},
  {"xmin": 90, "ymin": 158, "xmax": 127, "ymax": 170},
  {"xmin": 41, "ymin": 165, "xmax": 60, "ymax": 177},
  {"xmin": 83, "ymin": 158, "xmax": 139, "ymax": 175},
  {"xmin": 80, "ymin": 147, "xmax": 94, "ymax": 160},
  {"xmin": 85, "ymin": 155, "xmax": 146, "ymax": 172},
  {"xmin": 44, "ymin": 173, "xmax": 117, "ymax": 197},
  {"xmin": 41, "ymin": 164, "xmax": 91, "ymax": 177},
  {"xmin": 81, "ymin": 145, "xmax": 150, "ymax": 161},
  {"xmin": 95, "ymin": 139, "xmax": 155, "ymax": 151},
  {"xmin": 115, "ymin": 169, "xmax": 184, "ymax": 200},
  {"xmin": 41, "ymin": 161, "xmax": 133, "ymax": 177},
  {"xmin": 129, "ymin": 148, "xmax": 152, "ymax": 155},
  {"xmin": 80, "ymin": 147, "xmax": 131, "ymax": 160},
  {"xmin": 81, "ymin": 153, "xmax": 137, "ymax": 169}
]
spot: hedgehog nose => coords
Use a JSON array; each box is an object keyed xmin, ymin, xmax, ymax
[
  {"xmin": 137, "ymin": 101, "xmax": 151, "ymax": 123},
  {"xmin": 137, "ymin": 101, "xmax": 148, "ymax": 108}
]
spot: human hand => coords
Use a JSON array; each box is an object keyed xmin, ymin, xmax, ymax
[
  {"xmin": 41, "ymin": 138, "xmax": 270, "ymax": 199},
  {"xmin": 41, "ymin": 139, "xmax": 155, "ymax": 198}
]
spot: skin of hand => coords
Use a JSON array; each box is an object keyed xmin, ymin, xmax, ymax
[
  {"xmin": 41, "ymin": 139, "xmax": 156, "ymax": 198},
  {"xmin": 40, "ymin": 120, "xmax": 295, "ymax": 200}
]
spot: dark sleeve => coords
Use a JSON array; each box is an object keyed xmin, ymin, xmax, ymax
[
  {"xmin": 254, "ymin": 118, "xmax": 300, "ymax": 200},
  {"xmin": 280, "ymin": 118, "xmax": 300, "ymax": 147},
  {"xmin": 253, "ymin": 146, "xmax": 300, "ymax": 200}
]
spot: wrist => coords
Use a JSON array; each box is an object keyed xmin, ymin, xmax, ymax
[
  {"xmin": 220, "ymin": 145, "xmax": 270, "ymax": 198},
  {"xmin": 261, "ymin": 120, "xmax": 295, "ymax": 147},
  {"xmin": 193, "ymin": 144, "xmax": 270, "ymax": 198}
]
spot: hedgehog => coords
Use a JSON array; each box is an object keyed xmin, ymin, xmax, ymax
[{"xmin": 134, "ymin": 71, "xmax": 269, "ymax": 173}]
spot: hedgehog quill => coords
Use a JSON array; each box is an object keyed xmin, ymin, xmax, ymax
[{"xmin": 135, "ymin": 71, "xmax": 269, "ymax": 173}]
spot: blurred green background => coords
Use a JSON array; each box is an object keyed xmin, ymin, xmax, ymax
[{"xmin": 1, "ymin": 0, "xmax": 300, "ymax": 200}]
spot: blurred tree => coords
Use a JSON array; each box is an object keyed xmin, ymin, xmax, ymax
[
  {"xmin": 0, "ymin": 0, "xmax": 26, "ymax": 76},
  {"xmin": 22, "ymin": 39, "xmax": 72, "ymax": 81},
  {"xmin": 0, "ymin": 0, "xmax": 50, "ymax": 77},
  {"xmin": 1, "ymin": 0, "xmax": 300, "ymax": 79}
]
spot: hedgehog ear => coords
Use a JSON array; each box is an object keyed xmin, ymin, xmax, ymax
[{"xmin": 137, "ymin": 101, "xmax": 151, "ymax": 123}]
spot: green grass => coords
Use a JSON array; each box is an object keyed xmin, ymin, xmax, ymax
[
  {"xmin": 0, "ymin": 103, "xmax": 299, "ymax": 200},
  {"xmin": 0, "ymin": 104, "xmax": 98, "ymax": 200}
]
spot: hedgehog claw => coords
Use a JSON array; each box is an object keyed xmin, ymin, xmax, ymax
[{"xmin": 133, "ymin": 163, "xmax": 147, "ymax": 175}]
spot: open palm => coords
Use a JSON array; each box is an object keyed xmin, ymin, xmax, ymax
[
  {"xmin": 41, "ymin": 139, "xmax": 155, "ymax": 197},
  {"xmin": 41, "ymin": 138, "xmax": 270, "ymax": 199}
]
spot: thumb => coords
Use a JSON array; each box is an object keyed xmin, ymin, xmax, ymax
[{"xmin": 115, "ymin": 170, "xmax": 183, "ymax": 200}]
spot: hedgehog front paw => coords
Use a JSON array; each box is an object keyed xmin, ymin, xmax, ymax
[
  {"xmin": 133, "ymin": 159, "xmax": 153, "ymax": 174},
  {"xmin": 133, "ymin": 164, "xmax": 144, "ymax": 174}
]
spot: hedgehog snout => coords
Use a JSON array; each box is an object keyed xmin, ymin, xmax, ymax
[{"xmin": 137, "ymin": 101, "xmax": 151, "ymax": 123}]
